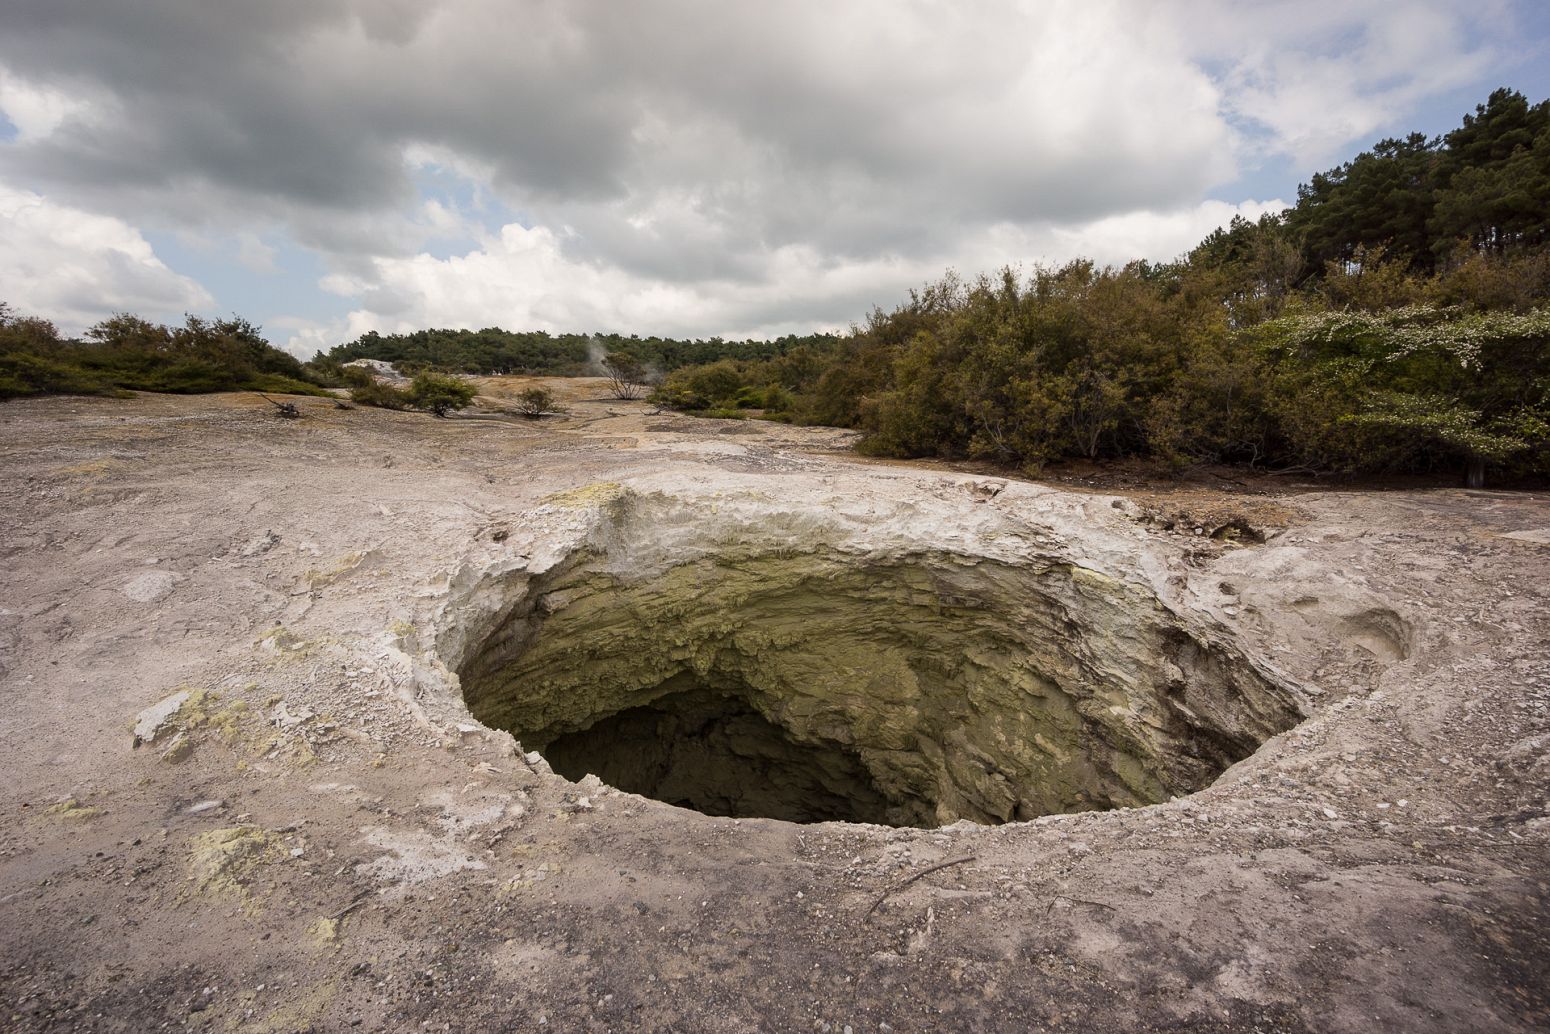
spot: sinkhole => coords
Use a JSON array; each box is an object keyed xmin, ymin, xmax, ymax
[{"xmin": 456, "ymin": 548, "xmax": 1302, "ymax": 828}]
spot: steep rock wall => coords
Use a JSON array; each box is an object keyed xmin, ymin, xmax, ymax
[{"xmin": 452, "ymin": 486, "xmax": 1303, "ymax": 826}]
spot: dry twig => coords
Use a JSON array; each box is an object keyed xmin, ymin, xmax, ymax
[
  {"xmin": 328, "ymin": 889, "xmax": 375, "ymax": 920},
  {"xmin": 865, "ymin": 854, "xmax": 976, "ymax": 918}
]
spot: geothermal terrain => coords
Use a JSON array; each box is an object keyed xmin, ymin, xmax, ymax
[{"xmin": 1, "ymin": 380, "xmax": 1547, "ymax": 1033}]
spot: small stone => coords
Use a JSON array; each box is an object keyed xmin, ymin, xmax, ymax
[
  {"xmin": 159, "ymin": 731, "xmax": 193, "ymax": 763},
  {"xmin": 271, "ymin": 701, "xmax": 315, "ymax": 729},
  {"xmin": 1322, "ymin": 807, "xmax": 1339, "ymax": 819},
  {"xmin": 186, "ymin": 800, "xmax": 225, "ymax": 815}
]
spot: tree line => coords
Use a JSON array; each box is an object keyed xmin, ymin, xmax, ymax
[
  {"xmin": 0, "ymin": 307, "xmax": 329, "ymax": 399},
  {"xmin": 653, "ymin": 89, "xmax": 1550, "ymax": 484},
  {"xmin": 4, "ymin": 88, "xmax": 1547, "ymax": 482},
  {"xmin": 319, "ymin": 327, "xmax": 843, "ymax": 377}
]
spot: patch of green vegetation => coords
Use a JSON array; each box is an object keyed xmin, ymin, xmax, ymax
[
  {"xmin": 322, "ymin": 325, "xmax": 842, "ymax": 377},
  {"xmin": 0, "ymin": 305, "xmax": 331, "ymax": 400},
  {"xmin": 350, "ymin": 371, "xmax": 477, "ymax": 416},
  {"xmin": 648, "ymin": 91, "xmax": 1550, "ymax": 485},
  {"xmin": 406, "ymin": 371, "xmax": 476, "ymax": 415},
  {"xmin": 513, "ymin": 385, "xmax": 561, "ymax": 418}
]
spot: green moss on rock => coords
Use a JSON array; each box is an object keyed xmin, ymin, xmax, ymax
[{"xmin": 460, "ymin": 548, "xmax": 1299, "ymax": 827}]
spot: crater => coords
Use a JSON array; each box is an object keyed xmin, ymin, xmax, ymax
[{"xmin": 454, "ymin": 521, "xmax": 1304, "ymax": 828}]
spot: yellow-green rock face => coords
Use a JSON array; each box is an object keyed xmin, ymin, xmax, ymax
[{"xmin": 460, "ymin": 545, "xmax": 1300, "ymax": 828}]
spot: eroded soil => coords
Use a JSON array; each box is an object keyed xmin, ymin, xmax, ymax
[{"xmin": 1, "ymin": 382, "xmax": 1547, "ymax": 1033}]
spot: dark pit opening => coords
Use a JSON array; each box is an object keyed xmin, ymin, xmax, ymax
[
  {"xmin": 457, "ymin": 550, "xmax": 1301, "ymax": 828},
  {"xmin": 540, "ymin": 678, "xmax": 896, "ymax": 825}
]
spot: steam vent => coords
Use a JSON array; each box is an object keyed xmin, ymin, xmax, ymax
[{"xmin": 452, "ymin": 485, "xmax": 1303, "ymax": 827}]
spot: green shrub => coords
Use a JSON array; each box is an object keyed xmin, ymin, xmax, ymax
[
  {"xmin": 0, "ymin": 350, "xmax": 123, "ymax": 399},
  {"xmin": 602, "ymin": 351, "xmax": 650, "ymax": 399},
  {"xmin": 513, "ymin": 386, "xmax": 560, "ymax": 419},
  {"xmin": 350, "ymin": 381, "xmax": 412, "ymax": 409},
  {"xmin": 0, "ymin": 307, "xmax": 329, "ymax": 400},
  {"xmin": 762, "ymin": 385, "xmax": 795, "ymax": 413},
  {"xmin": 406, "ymin": 372, "xmax": 476, "ymax": 416}
]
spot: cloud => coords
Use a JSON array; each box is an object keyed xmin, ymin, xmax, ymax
[
  {"xmin": 0, "ymin": 185, "xmax": 212, "ymax": 333},
  {"xmin": 235, "ymin": 233, "xmax": 279, "ymax": 275},
  {"xmin": 0, "ymin": 65, "xmax": 91, "ymax": 139},
  {"xmin": 0, "ymin": 3, "xmax": 1234, "ymax": 251},
  {"xmin": 1183, "ymin": 0, "xmax": 1510, "ymax": 165},
  {"xmin": 0, "ymin": 1, "xmax": 1536, "ymax": 345},
  {"xmin": 272, "ymin": 197, "xmax": 1285, "ymax": 356}
]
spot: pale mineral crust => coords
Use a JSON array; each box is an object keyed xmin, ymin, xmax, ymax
[{"xmin": 0, "ymin": 382, "xmax": 1546, "ymax": 1033}]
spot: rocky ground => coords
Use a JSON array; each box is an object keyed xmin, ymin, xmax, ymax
[{"xmin": 1, "ymin": 380, "xmax": 1546, "ymax": 1033}]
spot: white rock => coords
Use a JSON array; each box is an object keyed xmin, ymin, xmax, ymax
[
  {"xmin": 122, "ymin": 570, "xmax": 179, "ymax": 603},
  {"xmin": 271, "ymin": 701, "xmax": 316, "ymax": 729},
  {"xmin": 132, "ymin": 689, "xmax": 191, "ymax": 746}
]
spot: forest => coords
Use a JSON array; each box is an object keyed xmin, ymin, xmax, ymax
[
  {"xmin": 653, "ymin": 89, "xmax": 1550, "ymax": 483},
  {"xmin": 0, "ymin": 309, "xmax": 328, "ymax": 399},
  {"xmin": 3, "ymin": 88, "xmax": 1547, "ymax": 482},
  {"xmin": 320, "ymin": 328, "xmax": 844, "ymax": 376}
]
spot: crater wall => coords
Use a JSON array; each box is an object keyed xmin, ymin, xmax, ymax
[{"xmin": 447, "ymin": 486, "xmax": 1304, "ymax": 826}]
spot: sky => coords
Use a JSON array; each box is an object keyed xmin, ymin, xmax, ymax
[{"xmin": 1, "ymin": 1, "xmax": 1548, "ymax": 357}]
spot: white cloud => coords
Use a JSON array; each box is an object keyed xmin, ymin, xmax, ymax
[
  {"xmin": 1046, "ymin": 199, "xmax": 1288, "ymax": 262},
  {"xmin": 0, "ymin": 184, "xmax": 212, "ymax": 333},
  {"xmin": 235, "ymin": 233, "xmax": 279, "ymax": 274},
  {"xmin": 0, "ymin": 64, "xmax": 92, "ymax": 139},
  {"xmin": 276, "ymin": 197, "xmax": 1285, "ymax": 355},
  {"xmin": 1183, "ymin": 0, "xmax": 1508, "ymax": 165},
  {"xmin": 0, "ymin": 1, "xmax": 1537, "ymax": 345}
]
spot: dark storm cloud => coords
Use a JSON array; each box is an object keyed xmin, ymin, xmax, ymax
[
  {"xmin": 0, "ymin": 0, "xmax": 1517, "ymax": 343},
  {"xmin": 0, "ymin": 0, "xmax": 637, "ymax": 235},
  {"xmin": 0, "ymin": 1, "xmax": 1229, "ymax": 269}
]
